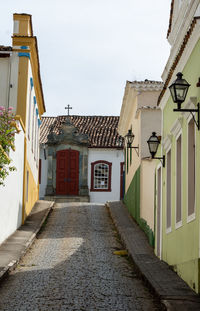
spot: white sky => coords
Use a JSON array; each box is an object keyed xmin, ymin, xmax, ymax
[{"xmin": 1, "ymin": 1, "xmax": 171, "ymax": 116}]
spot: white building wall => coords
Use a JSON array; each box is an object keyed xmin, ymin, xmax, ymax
[
  {"xmin": 0, "ymin": 121, "xmax": 24, "ymax": 245},
  {"xmin": 39, "ymin": 147, "xmax": 124, "ymax": 203},
  {"xmin": 88, "ymin": 149, "xmax": 124, "ymax": 203},
  {"xmin": 0, "ymin": 52, "xmax": 19, "ymax": 112}
]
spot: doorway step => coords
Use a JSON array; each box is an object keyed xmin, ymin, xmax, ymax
[{"xmin": 44, "ymin": 195, "xmax": 90, "ymax": 203}]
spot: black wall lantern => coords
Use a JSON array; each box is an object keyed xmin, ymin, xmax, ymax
[
  {"xmin": 169, "ymin": 72, "xmax": 200, "ymax": 130},
  {"xmin": 147, "ymin": 132, "xmax": 165, "ymax": 167},
  {"xmin": 125, "ymin": 129, "xmax": 139, "ymax": 156}
]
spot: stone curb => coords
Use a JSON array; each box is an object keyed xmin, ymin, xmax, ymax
[
  {"xmin": 0, "ymin": 201, "xmax": 55, "ymax": 283},
  {"xmin": 106, "ymin": 201, "xmax": 200, "ymax": 311}
]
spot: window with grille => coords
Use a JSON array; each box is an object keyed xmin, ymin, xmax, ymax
[{"xmin": 90, "ymin": 161, "xmax": 112, "ymax": 192}]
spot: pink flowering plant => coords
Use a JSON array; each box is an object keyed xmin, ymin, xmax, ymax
[{"xmin": 0, "ymin": 106, "xmax": 17, "ymax": 186}]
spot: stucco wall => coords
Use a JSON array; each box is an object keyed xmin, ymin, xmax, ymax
[
  {"xmin": 39, "ymin": 147, "xmax": 124, "ymax": 203},
  {"xmin": 140, "ymin": 159, "xmax": 156, "ymax": 230},
  {"xmin": 140, "ymin": 109, "xmax": 161, "ymax": 159},
  {"xmin": 125, "ymin": 94, "xmax": 140, "ymax": 192},
  {"xmin": 158, "ymin": 37, "xmax": 200, "ymax": 293},
  {"xmin": 0, "ymin": 52, "xmax": 19, "ymax": 112},
  {"xmin": 88, "ymin": 149, "xmax": 124, "ymax": 203},
  {"xmin": 138, "ymin": 90, "xmax": 160, "ymax": 109},
  {"xmin": 0, "ymin": 121, "xmax": 24, "ymax": 245}
]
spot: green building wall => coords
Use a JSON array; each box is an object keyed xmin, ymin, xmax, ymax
[
  {"xmin": 123, "ymin": 166, "xmax": 154, "ymax": 247},
  {"xmin": 158, "ymin": 38, "xmax": 200, "ymax": 293}
]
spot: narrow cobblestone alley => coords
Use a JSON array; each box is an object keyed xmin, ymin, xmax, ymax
[{"xmin": 0, "ymin": 203, "xmax": 161, "ymax": 311}]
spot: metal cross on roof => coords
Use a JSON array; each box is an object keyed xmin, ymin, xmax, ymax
[{"xmin": 65, "ymin": 104, "xmax": 72, "ymax": 116}]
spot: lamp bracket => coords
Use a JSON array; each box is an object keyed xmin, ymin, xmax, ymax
[
  {"xmin": 152, "ymin": 155, "xmax": 165, "ymax": 167},
  {"xmin": 129, "ymin": 145, "xmax": 139, "ymax": 156},
  {"xmin": 173, "ymin": 102, "xmax": 200, "ymax": 130}
]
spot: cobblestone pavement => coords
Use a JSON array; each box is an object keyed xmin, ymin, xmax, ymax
[{"xmin": 0, "ymin": 203, "xmax": 161, "ymax": 311}]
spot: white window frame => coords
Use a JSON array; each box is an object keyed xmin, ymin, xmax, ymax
[
  {"xmin": 156, "ymin": 162, "xmax": 162, "ymax": 259},
  {"xmin": 27, "ymin": 84, "xmax": 32, "ymax": 140},
  {"xmin": 175, "ymin": 129, "xmax": 182, "ymax": 229},
  {"xmin": 166, "ymin": 146, "xmax": 172, "ymax": 234},
  {"xmin": 94, "ymin": 162, "xmax": 109, "ymax": 190},
  {"xmin": 187, "ymin": 115, "xmax": 196, "ymax": 223}
]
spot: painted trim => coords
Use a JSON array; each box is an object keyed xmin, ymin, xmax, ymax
[
  {"xmin": 120, "ymin": 162, "xmax": 125, "ymax": 200},
  {"xmin": 90, "ymin": 160, "xmax": 112, "ymax": 192},
  {"xmin": 18, "ymin": 52, "xmax": 30, "ymax": 59},
  {"xmin": 162, "ymin": 135, "xmax": 172, "ymax": 152},
  {"xmin": 22, "ymin": 137, "xmax": 27, "ymax": 224},
  {"xmin": 175, "ymin": 129, "xmax": 183, "ymax": 228},
  {"xmin": 10, "ymin": 120, "xmax": 21, "ymax": 134},
  {"xmin": 186, "ymin": 116, "xmax": 196, "ymax": 223},
  {"xmin": 15, "ymin": 115, "xmax": 25, "ymax": 133},
  {"xmin": 175, "ymin": 220, "xmax": 183, "ymax": 229},
  {"xmin": 187, "ymin": 213, "xmax": 196, "ymax": 223},
  {"xmin": 12, "ymin": 36, "xmax": 45, "ymax": 116},
  {"xmin": 30, "ymin": 77, "xmax": 33, "ymax": 89},
  {"xmin": 156, "ymin": 163, "xmax": 162, "ymax": 259},
  {"xmin": 39, "ymin": 159, "xmax": 41, "ymax": 184},
  {"xmin": 166, "ymin": 148, "xmax": 172, "ymax": 233}
]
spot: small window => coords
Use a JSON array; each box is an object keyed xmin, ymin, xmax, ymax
[{"xmin": 90, "ymin": 161, "xmax": 112, "ymax": 192}]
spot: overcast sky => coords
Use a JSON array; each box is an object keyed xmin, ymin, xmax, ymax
[{"xmin": 1, "ymin": 1, "xmax": 171, "ymax": 116}]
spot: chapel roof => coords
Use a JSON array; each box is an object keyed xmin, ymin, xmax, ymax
[{"xmin": 40, "ymin": 115, "xmax": 124, "ymax": 148}]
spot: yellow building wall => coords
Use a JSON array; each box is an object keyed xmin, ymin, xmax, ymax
[
  {"xmin": 13, "ymin": 14, "xmax": 44, "ymax": 224},
  {"xmin": 23, "ymin": 160, "xmax": 39, "ymax": 221}
]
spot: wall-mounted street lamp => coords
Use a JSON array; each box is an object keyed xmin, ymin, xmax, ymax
[
  {"xmin": 169, "ymin": 72, "xmax": 200, "ymax": 130},
  {"xmin": 125, "ymin": 129, "xmax": 139, "ymax": 156},
  {"xmin": 147, "ymin": 132, "xmax": 165, "ymax": 167}
]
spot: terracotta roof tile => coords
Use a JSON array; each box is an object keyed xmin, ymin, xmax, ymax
[
  {"xmin": 0, "ymin": 46, "xmax": 12, "ymax": 51},
  {"xmin": 128, "ymin": 79, "xmax": 163, "ymax": 85},
  {"xmin": 167, "ymin": 0, "xmax": 174, "ymax": 38},
  {"xmin": 40, "ymin": 115, "xmax": 124, "ymax": 148}
]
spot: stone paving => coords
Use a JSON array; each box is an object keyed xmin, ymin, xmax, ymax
[
  {"xmin": 0, "ymin": 203, "xmax": 160, "ymax": 311},
  {"xmin": 108, "ymin": 201, "xmax": 200, "ymax": 311}
]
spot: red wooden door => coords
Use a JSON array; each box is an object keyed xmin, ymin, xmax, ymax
[{"xmin": 56, "ymin": 150, "xmax": 79, "ymax": 195}]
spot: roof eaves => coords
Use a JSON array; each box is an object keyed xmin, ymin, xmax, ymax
[
  {"xmin": 158, "ymin": 17, "xmax": 197, "ymax": 106},
  {"xmin": 167, "ymin": 0, "xmax": 174, "ymax": 38}
]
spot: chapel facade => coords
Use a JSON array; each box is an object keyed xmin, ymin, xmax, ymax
[{"xmin": 39, "ymin": 115, "xmax": 124, "ymax": 203}]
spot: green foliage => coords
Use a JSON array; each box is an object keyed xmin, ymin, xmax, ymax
[{"xmin": 0, "ymin": 106, "xmax": 17, "ymax": 186}]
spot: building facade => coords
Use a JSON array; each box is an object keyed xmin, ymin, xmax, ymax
[
  {"xmin": 0, "ymin": 14, "xmax": 45, "ymax": 244},
  {"xmin": 155, "ymin": 0, "xmax": 200, "ymax": 293},
  {"xmin": 39, "ymin": 115, "xmax": 124, "ymax": 203},
  {"xmin": 118, "ymin": 80, "xmax": 163, "ymax": 246}
]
